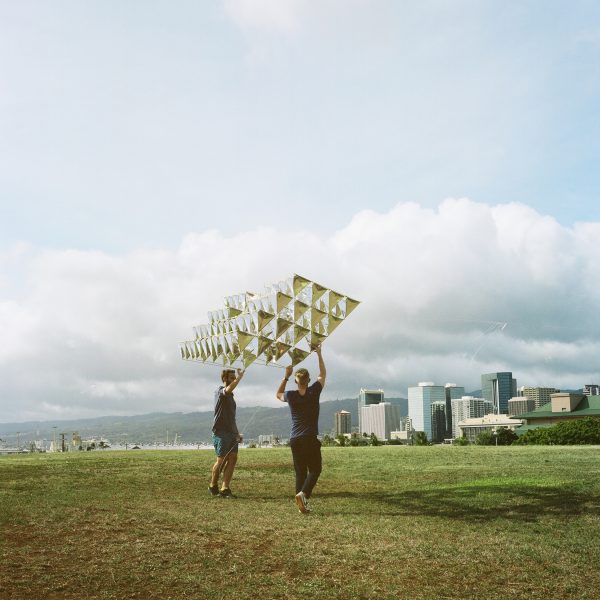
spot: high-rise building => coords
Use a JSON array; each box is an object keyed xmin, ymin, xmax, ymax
[
  {"xmin": 386, "ymin": 397, "xmax": 409, "ymax": 417},
  {"xmin": 431, "ymin": 401, "xmax": 447, "ymax": 443},
  {"xmin": 335, "ymin": 410, "xmax": 352, "ymax": 435},
  {"xmin": 583, "ymin": 384, "xmax": 600, "ymax": 396},
  {"xmin": 360, "ymin": 402, "xmax": 400, "ymax": 441},
  {"xmin": 508, "ymin": 397, "xmax": 535, "ymax": 416},
  {"xmin": 408, "ymin": 382, "xmax": 445, "ymax": 441},
  {"xmin": 481, "ymin": 372, "xmax": 516, "ymax": 414},
  {"xmin": 518, "ymin": 387, "xmax": 560, "ymax": 410},
  {"xmin": 450, "ymin": 396, "xmax": 494, "ymax": 438},
  {"xmin": 444, "ymin": 384, "xmax": 465, "ymax": 438},
  {"xmin": 358, "ymin": 388, "xmax": 384, "ymax": 433}
]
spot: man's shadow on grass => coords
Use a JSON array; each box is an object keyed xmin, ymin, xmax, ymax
[{"xmin": 321, "ymin": 484, "xmax": 600, "ymax": 522}]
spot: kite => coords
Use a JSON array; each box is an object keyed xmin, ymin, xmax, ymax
[{"xmin": 179, "ymin": 274, "xmax": 360, "ymax": 368}]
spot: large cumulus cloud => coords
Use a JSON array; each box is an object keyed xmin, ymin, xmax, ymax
[{"xmin": 1, "ymin": 199, "xmax": 599, "ymax": 422}]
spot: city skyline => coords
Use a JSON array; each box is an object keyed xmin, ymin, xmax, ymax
[
  {"xmin": 0, "ymin": 344, "xmax": 597, "ymax": 425},
  {"xmin": 2, "ymin": 3, "xmax": 600, "ymax": 422}
]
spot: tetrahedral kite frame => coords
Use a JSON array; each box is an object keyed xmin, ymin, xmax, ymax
[{"xmin": 179, "ymin": 274, "xmax": 360, "ymax": 368}]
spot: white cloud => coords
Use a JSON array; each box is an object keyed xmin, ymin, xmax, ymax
[
  {"xmin": 223, "ymin": 0, "xmax": 308, "ymax": 33},
  {"xmin": 1, "ymin": 198, "xmax": 600, "ymax": 423}
]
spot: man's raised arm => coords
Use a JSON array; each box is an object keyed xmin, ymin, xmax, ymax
[
  {"xmin": 314, "ymin": 344, "xmax": 326, "ymax": 388},
  {"xmin": 276, "ymin": 366, "xmax": 293, "ymax": 401},
  {"xmin": 224, "ymin": 368, "xmax": 245, "ymax": 394}
]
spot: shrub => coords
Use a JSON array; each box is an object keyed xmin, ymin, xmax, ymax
[
  {"xmin": 475, "ymin": 428, "xmax": 517, "ymax": 446},
  {"xmin": 349, "ymin": 433, "xmax": 369, "ymax": 447},
  {"xmin": 515, "ymin": 417, "xmax": 600, "ymax": 445},
  {"xmin": 414, "ymin": 431, "xmax": 429, "ymax": 446},
  {"xmin": 475, "ymin": 431, "xmax": 495, "ymax": 445},
  {"xmin": 496, "ymin": 428, "xmax": 518, "ymax": 445}
]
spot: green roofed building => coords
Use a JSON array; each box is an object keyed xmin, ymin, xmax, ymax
[{"xmin": 512, "ymin": 393, "xmax": 600, "ymax": 433}]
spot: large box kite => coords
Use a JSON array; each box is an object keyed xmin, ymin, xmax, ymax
[{"xmin": 179, "ymin": 274, "xmax": 360, "ymax": 368}]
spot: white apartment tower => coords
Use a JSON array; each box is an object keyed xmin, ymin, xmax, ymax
[
  {"xmin": 358, "ymin": 388, "xmax": 384, "ymax": 434},
  {"xmin": 360, "ymin": 402, "xmax": 401, "ymax": 441},
  {"xmin": 450, "ymin": 396, "xmax": 494, "ymax": 439}
]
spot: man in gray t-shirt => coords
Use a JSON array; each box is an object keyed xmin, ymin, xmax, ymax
[{"xmin": 209, "ymin": 368, "xmax": 244, "ymax": 498}]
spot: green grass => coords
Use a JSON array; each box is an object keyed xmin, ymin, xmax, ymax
[{"xmin": 1, "ymin": 446, "xmax": 600, "ymax": 599}]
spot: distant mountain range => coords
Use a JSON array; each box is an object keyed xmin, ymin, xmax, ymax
[
  {"xmin": 5, "ymin": 389, "xmax": 582, "ymax": 447},
  {"xmin": 0, "ymin": 398, "xmax": 408, "ymax": 445}
]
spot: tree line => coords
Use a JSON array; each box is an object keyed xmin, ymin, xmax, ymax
[{"xmin": 318, "ymin": 418, "xmax": 600, "ymax": 446}]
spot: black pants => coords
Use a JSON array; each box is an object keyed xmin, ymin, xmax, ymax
[{"xmin": 290, "ymin": 436, "xmax": 322, "ymax": 498}]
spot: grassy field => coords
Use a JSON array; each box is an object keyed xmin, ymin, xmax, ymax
[{"xmin": 1, "ymin": 446, "xmax": 599, "ymax": 600}]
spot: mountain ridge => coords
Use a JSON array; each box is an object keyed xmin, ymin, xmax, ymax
[{"xmin": 0, "ymin": 398, "xmax": 407, "ymax": 445}]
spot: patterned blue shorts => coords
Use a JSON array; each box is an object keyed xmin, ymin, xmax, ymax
[{"xmin": 212, "ymin": 432, "xmax": 239, "ymax": 457}]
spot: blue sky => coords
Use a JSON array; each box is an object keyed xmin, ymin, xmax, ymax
[
  {"xmin": 1, "ymin": 1, "xmax": 600, "ymax": 423},
  {"xmin": 2, "ymin": 0, "xmax": 600, "ymax": 251}
]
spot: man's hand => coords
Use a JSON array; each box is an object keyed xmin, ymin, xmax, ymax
[
  {"xmin": 284, "ymin": 365, "xmax": 293, "ymax": 379},
  {"xmin": 311, "ymin": 343, "xmax": 322, "ymax": 355},
  {"xmin": 236, "ymin": 368, "xmax": 245, "ymax": 379}
]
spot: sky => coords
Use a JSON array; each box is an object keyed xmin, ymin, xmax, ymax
[{"xmin": 1, "ymin": 1, "xmax": 600, "ymax": 423}]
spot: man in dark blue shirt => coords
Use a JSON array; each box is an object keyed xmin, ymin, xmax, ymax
[
  {"xmin": 210, "ymin": 368, "xmax": 245, "ymax": 498},
  {"xmin": 276, "ymin": 344, "xmax": 326, "ymax": 513}
]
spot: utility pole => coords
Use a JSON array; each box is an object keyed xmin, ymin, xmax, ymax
[
  {"xmin": 52, "ymin": 426, "xmax": 57, "ymax": 452},
  {"xmin": 16, "ymin": 432, "xmax": 20, "ymax": 450}
]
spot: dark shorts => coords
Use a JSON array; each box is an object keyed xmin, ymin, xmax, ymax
[{"xmin": 212, "ymin": 432, "xmax": 239, "ymax": 457}]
